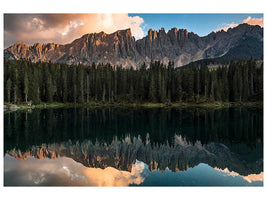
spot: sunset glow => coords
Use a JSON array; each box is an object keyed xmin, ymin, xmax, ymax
[{"xmin": 4, "ymin": 14, "xmax": 263, "ymax": 48}]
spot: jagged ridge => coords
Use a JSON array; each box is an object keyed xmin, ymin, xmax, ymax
[
  {"xmin": 7, "ymin": 135, "xmax": 263, "ymax": 176},
  {"xmin": 4, "ymin": 23, "xmax": 263, "ymax": 67}
]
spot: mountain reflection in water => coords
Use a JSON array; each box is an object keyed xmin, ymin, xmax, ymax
[{"xmin": 4, "ymin": 107, "xmax": 263, "ymax": 186}]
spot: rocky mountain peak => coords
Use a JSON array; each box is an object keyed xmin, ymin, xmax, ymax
[
  {"xmin": 4, "ymin": 24, "xmax": 263, "ymax": 67},
  {"xmin": 12, "ymin": 42, "xmax": 28, "ymax": 50},
  {"xmin": 148, "ymin": 29, "xmax": 158, "ymax": 40},
  {"xmin": 167, "ymin": 28, "xmax": 178, "ymax": 42},
  {"xmin": 177, "ymin": 29, "xmax": 189, "ymax": 40},
  {"xmin": 168, "ymin": 27, "xmax": 178, "ymax": 34},
  {"xmin": 110, "ymin": 28, "xmax": 133, "ymax": 39},
  {"xmin": 33, "ymin": 42, "xmax": 42, "ymax": 48},
  {"xmin": 16, "ymin": 41, "xmax": 27, "ymax": 47},
  {"xmin": 159, "ymin": 27, "xmax": 166, "ymax": 33}
]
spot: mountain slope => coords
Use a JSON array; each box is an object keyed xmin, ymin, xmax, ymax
[
  {"xmin": 4, "ymin": 23, "xmax": 263, "ymax": 67},
  {"xmin": 7, "ymin": 135, "xmax": 263, "ymax": 176},
  {"xmin": 181, "ymin": 36, "xmax": 263, "ymax": 68}
]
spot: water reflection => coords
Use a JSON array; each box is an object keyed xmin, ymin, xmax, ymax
[
  {"xmin": 4, "ymin": 155, "xmax": 263, "ymax": 186},
  {"xmin": 4, "ymin": 107, "xmax": 263, "ymax": 186},
  {"xmin": 4, "ymin": 107, "xmax": 263, "ymax": 151},
  {"xmin": 4, "ymin": 155, "xmax": 145, "ymax": 186},
  {"xmin": 6, "ymin": 134, "xmax": 263, "ymax": 176}
]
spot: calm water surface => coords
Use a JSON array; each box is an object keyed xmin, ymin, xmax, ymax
[{"xmin": 4, "ymin": 107, "xmax": 263, "ymax": 186}]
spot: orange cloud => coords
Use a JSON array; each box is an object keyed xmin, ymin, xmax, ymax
[
  {"xmin": 4, "ymin": 14, "xmax": 144, "ymax": 48},
  {"xmin": 78, "ymin": 14, "xmax": 144, "ymax": 39},
  {"xmin": 82, "ymin": 161, "xmax": 146, "ymax": 186},
  {"xmin": 242, "ymin": 16, "xmax": 263, "ymax": 27},
  {"xmin": 215, "ymin": 16, "xmax": 263, "ymax": 33},
  {"xmin": 4, "ymin": 155, "xmax": 146, "ymax": 186}
]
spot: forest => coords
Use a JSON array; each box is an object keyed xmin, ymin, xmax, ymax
[{"xmin": 4, "ymin": 58, "xmax": 263, "ymax": 105}]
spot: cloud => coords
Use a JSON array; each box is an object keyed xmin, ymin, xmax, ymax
[
  {"xmin": 82, "ymin": 161, "xmax": 146, "ymax": 186},
  {"xmin": 215, "ymin": 16, "xmax": 263, "ymax": 33},
  {"xmin": 4, "ymin": 14, "xmax": 145, "ymax": 48},
  {"xmin": 214, "ymin": 22, "xmax": 238, "ymax": 32},
  {"xmin": 214, "ymin": 167, "xmax": 263, "ymax": 183},
  {"xmin": 4, "ymin": 155, "xmax": 146, "ymax": 186},
  {"xmin": 242, "ymin": 16, "xmax": 263, "ymax": 27}
]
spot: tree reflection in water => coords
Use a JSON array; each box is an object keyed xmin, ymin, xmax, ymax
[{"xmin": 4, "ymin": 107, "xmax": 263, "ymax": 186}]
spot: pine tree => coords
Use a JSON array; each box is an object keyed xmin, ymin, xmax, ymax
[
  {"xmin": 62, "ymin": 69, "xmax": 68, "ymax": 103},
  {"xmin": 209, "ymin": 71, "xmax": 215, "ymax": 101},
  {"xmin": 77, "ymin": 66, "xmax": 84, "ymax": 103},
  {"xmin": 85, "ymin": 73, "xmax": 90, "ymax": 103},
  {"xmin": 248, "ymin": 59, "xmax": 255, "ymax": 97},
  {"xmin": 182, "ymin": 66, "xmax": 194, "ymax": 102},
  {"xmin": 114, "ymin": 67, "xmax": 118, "ymax": 102},
  {"xmin": 221, "ymin": 67, "xmax": 229, "ymax": 101},
  {"xmin": 148, "ymin": 69, "xmax": 156, "ymax": 102},
  {"xmin": 12, "ymin": 67, "xmax": 18, "ymax": 103},
  {"xmin": 24, "ymin": 71, "xmax": 29, "ymax": 103},
  {"xmin": 200, "ymin": 64, "xmax": 209, "ymax": 99},
  {"xmin": 160, "ymin": 68, "xmax": 166, "ymax": 102},
  {"xmin": 6, "ymin": 78, "xmax": 12, "ymax": 103},
  {"xmin": 72, "ymin": 66, "xmax": 77, "ymax": 103},
  {"xmin": 3, "ymin": 58, "xmax": 263, "ymax": 104},
  {"xmin": 46, "ymin": 72, "xmax": 53, "ymax": 103},
  {"xmin": 194, "ymin": 68, "xmax": 200, "ymax": 102},
  {"xmin": 176, "ymin": 70, "xmax": 183, "ymax": 102},
  {"xmin": 28, "ymin": 67, "xmax": 40, "ymax": 105}
]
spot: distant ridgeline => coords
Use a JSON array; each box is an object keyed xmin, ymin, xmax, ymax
[
  {"xmin": 4, "ymin": 58, "xmax": 263, "ymax": 104},
  {"xmin": 4, "ymin": 24, "xmax": 263, "ymax": 68}
]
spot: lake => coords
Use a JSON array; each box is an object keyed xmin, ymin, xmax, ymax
[{"xmin": 4, "ymin": 107, "xmax": 263, "ymax": 186}]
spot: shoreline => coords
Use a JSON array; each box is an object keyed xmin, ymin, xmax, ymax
[{"xmin": 4, "ymin": 101, "xmax": 263, "ymax": 111}]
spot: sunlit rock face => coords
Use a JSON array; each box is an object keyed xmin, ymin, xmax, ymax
[
  {"xmin": 7, "ymin": 134, "xmax": 262, "ymax": 176},
  {"xmin": 4, "ymin": 23, "xmax": 263, "ymax": 67}
]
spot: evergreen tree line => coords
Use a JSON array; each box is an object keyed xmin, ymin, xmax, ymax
[{"xmin": 4, "ymin": 59, "xmax": 263, "ymax": 105}]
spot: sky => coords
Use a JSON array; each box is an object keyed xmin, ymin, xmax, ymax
[
  {"xmin": 4, "ymin": 155, "xmax": 263, "ymax": 186},
  {"xmin": 130, "ymin": 14, "xmax": 263, "ymax": 36},
  {"xmin": 4, "ymin": 13, "xmax": 263, "ymax": 48}
]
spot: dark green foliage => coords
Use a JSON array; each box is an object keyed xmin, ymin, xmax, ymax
[
  {"xmin": 4, "ymin": 58, "xmax": 263, "ymax": 104},
  {"xmin": 6, "ymin": 78, "xmax": 12, "ymax": 103},
  {"xmin": 4, "ymin": 107, "xmax": 263, "ymax": 158}
]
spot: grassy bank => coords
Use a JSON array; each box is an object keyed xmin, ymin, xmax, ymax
[{"xmin": 4, "ymin": 101, "xmax": 263, "ymax": 111}]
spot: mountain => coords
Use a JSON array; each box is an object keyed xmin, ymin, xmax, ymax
[
  {"xmin": 182, "ymin": 36, "xmax": 263, "ymax": 68},
  {"xmin": 4, "ymin": 23, "xmax": 263, "ymax": 67},
  {"xmin": 7, "ymin": 135, "xmax": 262, "ymax": 176}
]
